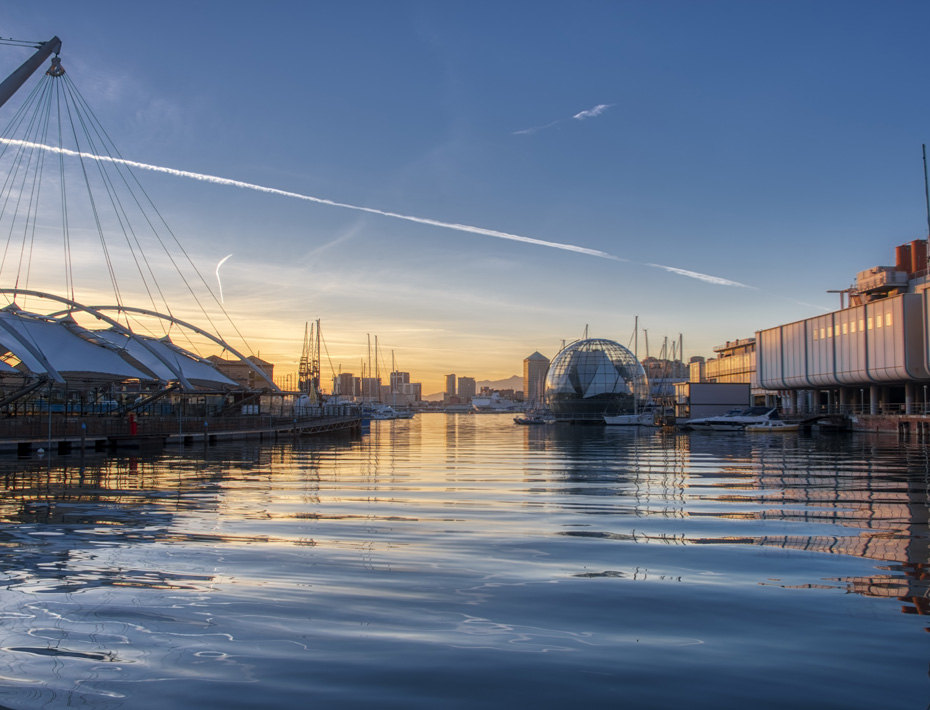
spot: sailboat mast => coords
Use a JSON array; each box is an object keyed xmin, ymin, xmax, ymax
[
  {"xmin": 634, "ymin": 316, "xmax": 638, "ymax": 360},
  {"xmin": 315, "ymin": 319, "xmax": 322, "ymax": 395},
  {"xmin": 298, "ymin": 322, "xmax": 310, "ymax": 394},
  {"xmin": 678, "ymin": 334, "xmax": 683, "ymax": 376},
  {"xmin": 375, "ymin": 335, "xmax": 381, "ymax": 402}
]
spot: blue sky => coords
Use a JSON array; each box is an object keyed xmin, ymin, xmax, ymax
[{"xmin": 1, "ymin": 1, "xmax": 929, "ymax": 393}]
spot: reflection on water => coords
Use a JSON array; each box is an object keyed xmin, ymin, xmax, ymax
[{"xmin": 0, "ymin": 417, "xmax": 928, "ymax": 708}]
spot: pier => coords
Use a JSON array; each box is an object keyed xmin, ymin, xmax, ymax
[{"xmin": 0, "ymin": 406, "xmax": 362, "ymax": 456}]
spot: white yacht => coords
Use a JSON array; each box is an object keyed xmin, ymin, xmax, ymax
[
  {"xmin": 685, "ymin": 406, "xmax": 778, "ymax": 431},
  {"xmin": 603, "ymin": 411, "xmax": 657, "ymax": 427}
]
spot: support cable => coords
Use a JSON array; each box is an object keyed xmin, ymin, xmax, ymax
[
  {"xmin": 59, "ymin": 76, "xmax": 159, "ymax": 320},
  {"xmin": 58, "ymin": 79, "xmax": 123, "ymax": 308},
  {"xmin": 62, "ymin": 74, "xmax": 259, "ymax": 357}
]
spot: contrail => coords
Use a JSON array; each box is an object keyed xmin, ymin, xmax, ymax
[
  {"xmin": 0, "ymin": 137, "xmax": 748, "ymax": 288},
  {"xmin": 646, "ymin": 264, "xmax": 751, "ymax": 288},
  {"xmin": 215, "ymin": 253, "xmax": 233, "ymax": 303}
]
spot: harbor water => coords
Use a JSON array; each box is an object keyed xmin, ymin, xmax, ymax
[{"xmin": 0, "ymin": 413, "xmax": 928, "ymax": 708}]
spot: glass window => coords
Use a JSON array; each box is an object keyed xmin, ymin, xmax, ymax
[
  {"xmin": 859, "ymin": 319, "xmax": 864, "ymax": 331},
  {"xmin": 842, "ymin": 322, "xmax": 848, "ymax": 335},
  {"xmin": 886, "ymin": 312, "xmax": 892, "ymax": 327},
  {"xmin": 877, "ymin": 316, "xmax": 883, "ymax": 328},
  {"xmin": 868, "ymin": 317, "xmax": 873, "ymax": 330},
  {"xmin": 850, "ymin": 321, "xmax": 856, "ymax": 334},
  {"xmin": 820, "ymin": 327, "xmax": 825, "ymax": 339}
]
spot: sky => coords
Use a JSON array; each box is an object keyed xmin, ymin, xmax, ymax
[{"xmin": 0, "ymin": 1, "xmax": 929, "ymax": 394}]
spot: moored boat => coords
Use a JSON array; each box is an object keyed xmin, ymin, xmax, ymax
[
  {"xmin": 514, "ymin": 414, "xmax": 547, "ymax": 425},
  {"xmin": 745, "ymin": 420, "xmax": 799, "ymax": 433},
  {"xmin": 603, "ymin": 411, "xmax": 657, "ymax": 427},
  {"xmin": 686, "ymin": 406, "xmax": 778, "ymax": 431}
]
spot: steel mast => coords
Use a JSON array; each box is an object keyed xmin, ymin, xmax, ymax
[{"xmin": 0, "ymin": 37, "xmax": 62, "ymax": 110}]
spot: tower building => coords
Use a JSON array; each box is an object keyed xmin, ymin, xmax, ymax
[{"xmin": 523, "ymin": 352, "xmax": 550, "ymax": 405}]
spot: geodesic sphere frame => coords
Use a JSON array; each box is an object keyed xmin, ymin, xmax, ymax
[{"xmin": 544, "ymin": 338, "xmax": 648, "ymax": 417}]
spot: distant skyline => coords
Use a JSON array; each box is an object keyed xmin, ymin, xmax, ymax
[{"xmin": 1, "ymin": 2, "xmax": 929, "ymax": 393}]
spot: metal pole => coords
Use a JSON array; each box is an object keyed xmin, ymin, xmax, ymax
[
  {"xmin": 924, "ymin": 145, "xmax": 930, "ymax": 237},
  {"xmin": 0, "ymin": 37, "xmax": 61, "ymax": 110}
]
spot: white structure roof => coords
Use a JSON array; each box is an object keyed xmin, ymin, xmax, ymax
[
  {"xmin": 93, "ymin": 329, "xmax": 238, "ymax": 388},
  {"xmin": 0, "ymin": 300, "xmax": 267, "ymax": 391},
  {"xmin": 0, "ymin": 310, "xmax": 151, "ymax": 382}
]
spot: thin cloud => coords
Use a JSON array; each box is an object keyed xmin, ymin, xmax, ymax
[
  {"xmin": 514, "ymin": 102, "xmax": 613, "ymax": 135},
  {"xmin": 513, "ymin": 120, "xmax": 560, "ymax": 136},
  {"xmin": 215, "ymin": 253, "xmax": 233, "ymax": 303},
  {"xmin": 573, "ymin": 103, "xmax": 612, "ymax": 120}
]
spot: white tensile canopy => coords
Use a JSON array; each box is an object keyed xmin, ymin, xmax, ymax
[
  {"xmin": 0, "ymin": 308, "xmax": 241, "ymax": 389},
  {"xmin": 93, "ymin": 329, "xmax": 238, "ymax": 389},
  {"xmin": 0, "ymin": 309, "xmax": 151, "ymax": 383}
]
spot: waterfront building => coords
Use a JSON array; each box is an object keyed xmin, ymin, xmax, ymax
[
  {"xmin": 683, "ymin": 238, "xmax": 930, "ymax": 421},
  {"xmin": 673, "ymin": 382, "xmax": 752, "ymax": 420},
  {"xmin": 333, "ymin": 372, "xmax": 357, "ymax": 398},
  {"xmin": 457, "ymin": 376, "xmax": 477, "ymax": 400},
  {"xmin": 699, "ymin": 339, "xmax": 756, "ymax": 384},
  {"xmin": 755, "ymin": 239, "xmax": 930, "ymax": 415},
  {"xmin": 402, "ymin": 382, "xmax": 422, "ymax": 402},
  {"xmin": 207, "ymin": 355, "xmax": 274, "ymax": 389},
  {"xmin": 544, "ymin": 338, "xmax": 648, "ymax": 421},
  {"xmin": 688, "ymin": 356, "xmax": 706, "ymax": 383},
  {"xmin": 360, "ymin": 377, "xmax": 381, "ymax": 401},
  {"xmin": 523, "ymin": 352, "xmax": 550, "ymax": 405},
  {"xmin": 390, "ymin": 371, "xmax": 410, "ymax": 392}
]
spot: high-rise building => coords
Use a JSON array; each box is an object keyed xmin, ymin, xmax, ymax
[
  {"xmin": 390, "ymin": 371, "xmax": 410, "ymax": 392},
  {"xmin": 333, "ymin": 372, "xmax": 357, "ymax": 398},
  {"xmin": 445, "ymin": 374, "xmax": 457, "ymax": 397},
  {"xmin": 457, "ymin": 376, "xmax": 476, "ymax": 400},
  {"xmin": 523, "ymin": 351, "xmax": 550, "ymax": 404},
  {"xmin": 360, "ymin": 377, "xmax": 381, "ymax": 400}
]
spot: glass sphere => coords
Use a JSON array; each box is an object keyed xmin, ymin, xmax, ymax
[{"xmin": 544, "ymin": 338, "xmax": 648, "ymax": 419}]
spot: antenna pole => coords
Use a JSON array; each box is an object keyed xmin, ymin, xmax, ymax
[{"xmin": 923, "ymin": 145, "xmax": 930, "ymax": 237}]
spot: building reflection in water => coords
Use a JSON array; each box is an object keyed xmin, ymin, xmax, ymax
[
  {"xmin": 0, "ymin": 439, "xmax": 351, "ymax": 595},
  {"xmin": 534, "ymin": 425, "xmax": 930, "ymax": 623}
]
